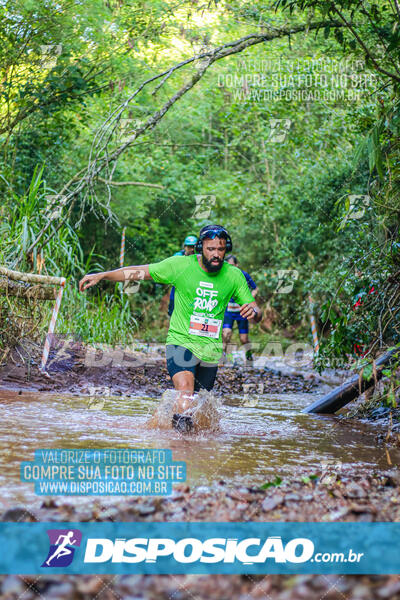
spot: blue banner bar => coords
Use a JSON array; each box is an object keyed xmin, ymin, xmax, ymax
[{"xmin": 0, "ymin": 522, "xmax": 399, "ymax": 574}]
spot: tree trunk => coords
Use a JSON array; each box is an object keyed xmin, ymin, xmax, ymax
[{"xmin": 303, "ymin": 348, "xmax": 399, "ymax": 414}]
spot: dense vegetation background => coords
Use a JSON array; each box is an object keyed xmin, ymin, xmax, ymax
[{"xmin": 0, "ymin": 0, "xmax": 399, "ymax": 383}]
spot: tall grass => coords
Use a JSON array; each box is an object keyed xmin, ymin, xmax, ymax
[
  {"xmin": 0, "ymin": 165, "xmax": 139, "ymax": 353},
  {"xmin": 55, "ymin": 285, "xmax": 138, "ymax": 346},
  {"xmin": 0, "ymin": 165, "xmax": 84, "ymax": 274}
]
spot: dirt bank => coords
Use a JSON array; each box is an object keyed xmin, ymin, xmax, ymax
[
  {"xmin": 3, "ymin": 464, "xmax": 399, "ymax": 524},
  {"xmin": 0, "ymin": 339, "xmax": 319, "ymax": 396}
]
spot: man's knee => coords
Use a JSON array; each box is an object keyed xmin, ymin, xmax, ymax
[
  {"xmin": 223, "ymin": 328, "xmax": 232, "ymax": 342},
  {"xmin": 172, "ymin": 370, "xmax": 194, "ymax": 391}
]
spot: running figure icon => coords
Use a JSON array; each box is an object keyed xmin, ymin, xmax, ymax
[{"xmin": 45, "ymin": 531, "xmax": 77, "ymax": 566}]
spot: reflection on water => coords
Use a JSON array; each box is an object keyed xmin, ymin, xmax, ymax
[{"xmin": 0, "ymin": 387, "xmax": 397, "ymax": 508}]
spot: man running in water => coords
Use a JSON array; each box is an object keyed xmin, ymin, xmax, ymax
[
  {"xmin": 222, "ymin": 255, "xmax": 258, "ymax": 363},
  {"xmin": 79, "ymin": 225, "xmax": 261, "ymax": 431},
  {"xmin": 168, "ymin": 234, "xmax": 197, "ymax": 317}
]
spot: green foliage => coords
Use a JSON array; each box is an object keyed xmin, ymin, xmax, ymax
[
  {"xmin": 1, "ymin": 0, "xmax": 399, "ymax": 391},
  {"xmin": 260, "ymin": 475, "xmax": 283, "ymax": 489},
  {"xmin": 56, "ymin": 287, "xmax": 138, "ymax": 346},
  {"xmin": 0, "ymin": 166, "xmax": 94, "ymax": 276}
]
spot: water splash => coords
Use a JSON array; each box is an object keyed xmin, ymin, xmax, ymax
[{"xmin": 147, "ymin": 389, "xmax": 222, "ymax": 432}]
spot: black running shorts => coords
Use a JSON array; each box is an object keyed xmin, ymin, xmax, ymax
[{"xmin": 166, "ymin": 344, "xmax": 218, "ymax": 392}]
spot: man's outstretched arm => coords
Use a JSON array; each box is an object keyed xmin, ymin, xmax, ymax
[{"xmin": 79, "ymin": 265, "xmax": 152, "ymax": 292}]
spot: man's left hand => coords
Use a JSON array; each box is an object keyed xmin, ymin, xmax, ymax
[{"xmin": 240, "ymin": 303, "xmax": 260, "ymax": 321}]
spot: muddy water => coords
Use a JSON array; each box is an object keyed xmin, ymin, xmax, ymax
[{"xmin": 0, "ymin": 387, "xmax": 398, "ymax": 509}]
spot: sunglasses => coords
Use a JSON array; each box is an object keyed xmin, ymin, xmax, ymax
[{"xmin": 201, "ymin": 229, "xmax": 228, "ymax": 240}]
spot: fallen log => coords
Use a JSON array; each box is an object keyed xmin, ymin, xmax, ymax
[
  {"xmin": 0, "ymin": 266, "xmax": 64, "ymax": 286},
  {"xmin": 0, "ymin": 278, "xmax": 56, "ymax": 300},
  {"xmin": 303, "ymin": 347, "xmax": 399, "ymax": 414},
  {"xmin": 0, "ymin": 266, "xmax": 64, "ymax": 301}
]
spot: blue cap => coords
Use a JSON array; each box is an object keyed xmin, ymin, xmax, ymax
[{"xmin": 184, "ymin": 235, "xmax": 198, "ymax": 246}]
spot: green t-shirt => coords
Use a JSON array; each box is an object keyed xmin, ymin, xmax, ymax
[{"xmin": 149, "ymin": 255, "xmax": 254, "ymax": 363}]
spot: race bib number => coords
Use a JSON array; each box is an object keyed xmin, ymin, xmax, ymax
[
  {"xmin": 189, "ymin": 315, "xmax": 222, "ymax": 339},
  {"xmin": 227, "ymin": 301, "xmax": 241, "ymax": 312}
]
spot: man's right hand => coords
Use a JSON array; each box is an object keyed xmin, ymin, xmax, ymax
[{"xmin": 79, "ymin": 272, "xmax": 104, "ymax": 292}]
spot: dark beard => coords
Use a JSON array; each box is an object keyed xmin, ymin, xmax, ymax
[{"xmin": 202, "ymin": 253, "xmax": 224, "ymax": 273}]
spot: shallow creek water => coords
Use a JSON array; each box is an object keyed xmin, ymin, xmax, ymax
[{"xmin": 0, "ymin": 386, "xmax": 397, "ymax": 510}]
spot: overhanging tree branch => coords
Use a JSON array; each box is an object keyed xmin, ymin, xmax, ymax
[
  {"xmin": 83, "ymin": 20, "xmax": 347, "ymax": 195},
  {"xmin": 20, "ymin": 19, "xmax": 348, "ymax": 262},
  {"xmin": 391, "ymin": 0, "xmax": 400, "ymax": 21},
  {"xmin": 97, "ymin": 177, "xmax": 164, "ymax": 189},
  {"xmin": 330, "ymin": 3, "xmax": 400, "ymax": 83}
]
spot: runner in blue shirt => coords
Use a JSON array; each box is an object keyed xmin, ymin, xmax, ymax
[{"xmin": 222, "ymin": 255, "xmax": 258, "ymax": 362}]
